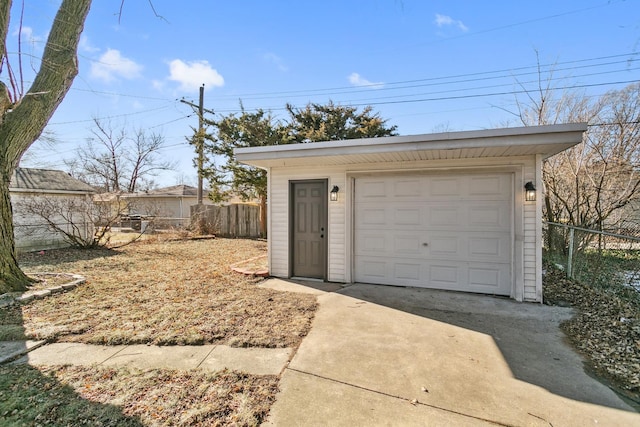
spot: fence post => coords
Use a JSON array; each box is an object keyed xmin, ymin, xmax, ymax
[{"xmin": 567, "ymin": 227, "xmax": 575, "ymax": 278}]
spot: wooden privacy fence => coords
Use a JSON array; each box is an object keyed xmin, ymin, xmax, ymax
[{"xmin": 191, "ymin": 204, "xmax": 262, "ymax": 238}]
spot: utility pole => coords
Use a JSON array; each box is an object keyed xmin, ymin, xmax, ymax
[
  {"xmin": 180, "ymin": 84, "xmax": 214, "ymax": 205},
  {"xmin": 197, "ymin": 84, "xmax": 204, "ymax": 204}
]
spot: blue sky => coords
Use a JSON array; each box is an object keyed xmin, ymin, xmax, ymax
[{"xmin": 7, "ymin": 0, "xmax": 640, "ymax": 187}]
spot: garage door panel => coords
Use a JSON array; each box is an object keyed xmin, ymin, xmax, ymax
[
  {"xmin": 356, "ymin": 231, "xmax": 510, "ymax": 262},
  {"xmin": 359, "ymin": 180, "xmax": 387, "ymax": 198},
  {"xmin": 394, "ymin": 179, "xmax": 422, "ymax": 197},
  {"xmin": 469, "ymin": 267, "xmax": 501, "ymax": 287},
  {"xmin": 467, "ymin": 234, "xmax": 510, "ymax": 259},
  {"xmin": 395, "ymin": 262, "xmax": 421, "ymax": 280},
  {"xmin": 429, "ymin": 206, "xmax": 460, "ymax": 226},
  {"xmin": 430, "ymin": 264, "xmax": 459, "ymax": 286},
  {"xmin": 393, "ymin": 235, "xmax": 422, "ymax": 253},
  {"xmin": 466, "ymin": 202, "xmax": 511, "ymax": 227},
  {"xmin": 468, "ymin": 264, "xmax": 510, "ymax": 293},
  {"xmin": 359, "ymin": 259, "xmax": 387, "ymax": 280},
  {"xmin": 429, "ymin": 236, "xmax": 459, "ymax": 255},
  {"xmin": 356, "ymin": 232, "xmax": 423, "ymax": 256},
  {"xmin": 359, "ymin": 234, "xmax": 386, "ymax": 252},
  {"xmin": 430, "ymin": 177, "xmax": 460, "ymax": 196},
  {"xmin": 354, "ymin": 173, "xmax": 513, "ymax": 296},
  {"xmin": 395, "ymin": 208, "xmax": 421, "ymax": 225},
  {"xmin": 469, "ymin": 176, "xmax": 505, "ymax": 196},
  {"xmin": 360, "ymin": 207, "xmax": 387, "ymax": 225}
]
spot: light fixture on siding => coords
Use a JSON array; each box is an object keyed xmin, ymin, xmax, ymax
[
  {"xmin": 330, "ymin": 185, "xmax": 339, "ymax": 201},
  {"xmin": 524, "ymin": 181, "xmax": 536, "ymax": 202}
]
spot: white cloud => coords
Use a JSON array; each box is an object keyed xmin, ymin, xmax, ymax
[
  {"xmin": 348, "ymin": 72, "xmax": 384, "ymax": 89},
  {"xmin": 13, "ymin": 26, "xmax": 45, "ymax": 45},
  {"xmin": 16, "ymin": 26, "xmax": 33, "ymax": 40},
  {"xmin": 168, "ymin": 59, "xmax": 224, "ymax": 93},
  {"xmin": 263, "ymin": 52, "xmax": 288, "ymax": 72},
  {"xmin": 91, "ymin": 48, "xmax": 143, "ymax": 82},
  {"xmin": 151, "ymin": 79, "xmax": 165, "ymax": 91},
  {"xmin": 79, "ymin": 35, "xmax": 100, "ymax": 53},
  {"xmin": 434, "ymin": 13, "xmax": 468, "ymax": 32}
]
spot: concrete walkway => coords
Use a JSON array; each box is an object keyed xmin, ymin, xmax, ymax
[
  {"xmin": 259, "ymin": 279, "xmax": 640, "ymax": 427},
  {"xmin": 2, "ymin": 341, "xmax": 291, "ymax": 375},
  {"xmin": 2, "ymin": 277, "xmax": 639, "ymax": 426}
]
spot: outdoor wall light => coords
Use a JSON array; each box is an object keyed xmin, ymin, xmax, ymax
[
  {"xmin": 330, "ymin": 185, "xmax": 339, "ymax": 201},
  {"xmin": 524, "ymin": 181, "xmax": 536, "ymax": 202}
]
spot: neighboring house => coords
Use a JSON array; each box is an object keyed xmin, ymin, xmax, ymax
[
  {"xmin": 122, "ymin": 185, "xmax": 214, "ymax": 228},
  {"xmin": 93, "ymin": 191, "xmax": 127, "ymax": 219},
  {"xmin": 236, "ymin": 123, "xmax": 588, "ymax": 303},
  {"xmin": 606, "ymin": 199, "xmax": 640, "ymax": 237},
  {"xmin": 10, "ymin": 167, "xmax": 96, "ymax": 252}
]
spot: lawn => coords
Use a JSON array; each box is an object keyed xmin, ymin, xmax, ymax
[
  {"xmin": 9, "ymin": 237, "xmax": 317, "ymax": 347},
  {"xmin": 0, "ymin": 237, "xmax": 318, "ymax": 426}
]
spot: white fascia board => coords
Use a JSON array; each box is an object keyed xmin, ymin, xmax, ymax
[{"xmin": 235, "ymin": 123, "xmax": 588, "ymax": 164}]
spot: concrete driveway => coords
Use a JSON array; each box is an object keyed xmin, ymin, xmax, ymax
[{"xmin": 260, "ymin": 280, "xmax": 639, "ymax": 426}]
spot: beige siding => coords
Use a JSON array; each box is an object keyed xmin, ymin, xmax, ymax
[
  {"xmin": 129, "ymin": 197, "xmax": 194, "ymax": 219},
  {"xmin": 12, "ymin": 193, "xmax": 94, "ymax": 252},
  {"xmin": 269, "ymin": 166, "xmax": 347, "ymax": 281},
  {"xmin": 268, "ymin": 155, "xmax": 541, "ymax": 301}
]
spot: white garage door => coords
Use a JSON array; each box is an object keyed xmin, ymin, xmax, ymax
[{"xmin": 354, "ymin": 172, "xmax": 513, "ymax": 296}]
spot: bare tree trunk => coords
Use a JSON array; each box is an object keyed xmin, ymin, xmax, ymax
[
  {"xmin": 259, "ymin": 194, "xmax": 267, "ymax": 238},
  {"xmin": 0, "ymin": 178, "xmax": 33, "ymax": 293},
  {"xmin": 0, "ymin": 0, "xmax": 92, "ymax": 293}
]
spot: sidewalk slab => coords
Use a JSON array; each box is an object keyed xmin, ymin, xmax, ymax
[
  {"xmin": 15, "ymin": 343, "xmax": 127, "ymax": 366},
  {"xmin": 101, "ymin": 344, "xmax": 214, "ymax": 370},
  {"xmin": 0, "ymin": 340, "xmax": 46, "ymax": 364},
  {"xmin": 198, "ymin": 345, "xmax": 292, "ymax": 375},
  {"xmin": 10, "ymin": 341, "xmax": 292, "ymax": 376}
]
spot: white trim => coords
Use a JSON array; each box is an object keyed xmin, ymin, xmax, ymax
[
  {"xmin": 267, "ymin": 168, "xmax": 273, "ymax": 275},
  {"xmin": 348, "ymin": 167, "xmax": 521, "ymax": 298},
  {"xmin": 236, "ymin": 123, "xmax": 588, "ymax": 167},
  {"xmin": 535, "ymin": 154, "xmax": 544, "ymax": 303},
  {"xmin": 513, "ymin": 168, "xmax": 524, "ymax": 301}
]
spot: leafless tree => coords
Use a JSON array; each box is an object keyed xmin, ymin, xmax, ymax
[
  {"xmin": 15, "ymin": 194, "xmax": 108, "ymax": 248},
  {"xmin": 515, "ymin": 66, "xmax": 640, "ymax": 251},
  {"xmin": 0, "ymin": 0, "xmax": 91, "ymax": 292},
  {"xmin": 66, "ymin": 118, "xmax": 175, "ymax": 193},
  {"xmin": 14, "ymin": 192, "xmax": 152, "ymax": 249}
]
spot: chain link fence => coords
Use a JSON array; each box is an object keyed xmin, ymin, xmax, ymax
[{"xmin": 543, "ymin": 222, "xmax": 640, "ymax": 298}]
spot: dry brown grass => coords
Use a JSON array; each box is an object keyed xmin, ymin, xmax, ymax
[
  {"xmin": 0, "ymin": 237, "xmax": 318, "ymax": 425},
  {"xmin": 0, "ymin": 364, "xmax": 278, "ymax": 426},
  {"xmin": 14, "ymin": 237, "xmax": 317, "ymax": 347}
]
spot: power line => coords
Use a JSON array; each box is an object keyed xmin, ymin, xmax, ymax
[
  {"xmin": 48, "ymin": 104, "xmax": 175, "ymax": 125},
  {"xmin": 346, "ymin": 80, "xmax": 640, "ymax": 108},
  {"xmin": 39, "ymin": 52, "xmax": 634, "ymax": 108},
  {"xmin": 208, "ymin": 52, "xmax": 640, "ymax": 100},
  {"xmin": 326, "ymin": 68, "xmax": 640, "ymax": 106},
  {"xmin": 212, "ymin": 79, "xmax": 640, "ymax": 114}
]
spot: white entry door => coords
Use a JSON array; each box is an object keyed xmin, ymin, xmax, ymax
[{"xmin": 354, "ymin": 172, "xmax": 513, "ymax": 296}]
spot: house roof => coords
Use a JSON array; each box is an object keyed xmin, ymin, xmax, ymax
[
  {"xmin": 235, "ymin": 123, "xmax": 588, "ymax": 168},
  {"xmin": 123, "ymin": 185, "xmax": 198, "ymax": 198},
  {"xmin": 9, "ymin": 167, "xmax": 95, "ymax": 194}
]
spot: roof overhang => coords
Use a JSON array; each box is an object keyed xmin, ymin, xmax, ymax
[{"xmin": 235, "ymin": 123, "xmax": 588, "ymax": 169}]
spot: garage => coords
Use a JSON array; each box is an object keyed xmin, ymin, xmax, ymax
[
  {"xmin": 354, "ymin": 172, "xmax": 512, "ymax": 295},
  {"xmin": 235, "ymin": 123, "xmax": 588, "ymax": 302}
]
